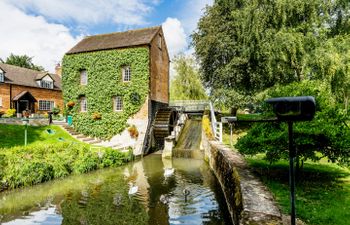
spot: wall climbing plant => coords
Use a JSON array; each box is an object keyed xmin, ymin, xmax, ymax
[{"xmin": 62, "ymin": 47, "xmax": 149, "ymax": 139}]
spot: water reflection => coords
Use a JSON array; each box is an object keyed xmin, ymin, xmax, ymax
[{"xmin": 0, "ymin": 154, "xmax": 231, "ymax": 225}]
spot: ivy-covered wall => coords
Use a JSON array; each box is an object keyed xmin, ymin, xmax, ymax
[{"xmin": 62, "ymin": 47, "xmax": 150, "ymax": 139}]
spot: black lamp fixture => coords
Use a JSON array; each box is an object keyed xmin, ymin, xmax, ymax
[{"xmin": 266, "ymin": 96, "xmax": 316, "ymax": 225}]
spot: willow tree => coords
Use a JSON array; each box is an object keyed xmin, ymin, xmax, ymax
[
  {"xmin": 192, "ymin": 0, "xmax": 350, "ymax": 99},
  {"xmin": 170, "ymin": 54, "xmax": 207, "ymax": 101}
]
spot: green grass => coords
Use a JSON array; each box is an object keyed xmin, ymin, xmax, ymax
[
  {"xmin": 0, "ymin": 124, "xmax": 79, "ymax": 148},
  {"xmin": 246, "ymin": 155, "xmax": 350, "ymax": 225}
]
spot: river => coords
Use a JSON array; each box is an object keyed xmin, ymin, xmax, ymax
[{"xmin": 0, "ymin": 154, "xmax": 232, "ymax": 225}]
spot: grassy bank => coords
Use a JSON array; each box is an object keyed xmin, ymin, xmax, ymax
[
  {"xmin": 0, "ymin": 124, "xmax": 131, "ymax": 190},
  {"xmin": 0, "ymin": 124, "xmax": 78, "ymax": 148},
  {"xmin": 246, "ymin": 156, "xmax": 350, "ymax": 225},
  {"xmin": 220, "ymin": 117, "xmax": 350, "ymax": 225}
]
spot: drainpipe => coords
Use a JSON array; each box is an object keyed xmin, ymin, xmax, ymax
[{"xmin": 9, "ymin": 84, "xmax": 12, "ymax": 109}]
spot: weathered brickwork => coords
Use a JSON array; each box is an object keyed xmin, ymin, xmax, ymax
[{"xmin": 150, "ymin": 29, "xmax": 169, "ymax": 104}]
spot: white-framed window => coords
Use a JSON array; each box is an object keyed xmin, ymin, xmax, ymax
[
  {"xmin": 39, "ymin": 100, "xmax": 54, "ymax": 111},
  {"xmin": 41, "ymin": 80, "xmax": 53, "ymax": 89},
  {"xmin": 122, "ymin": 66, "xmax": 131, "ymax": 82},
  {"xmin": 80, "ymin": 70, "xmax": 87, "ymax": 85},
  {"xmin": 80, "ymin": 97, "xmax": 87, "ymax": 112},
  {"xmin": 114, "ymin": 96, "xmax": 123, "ymax": 111},
  {"xmin": 0, "ymin": 72, "xmax": 4, "ymax": 82}
]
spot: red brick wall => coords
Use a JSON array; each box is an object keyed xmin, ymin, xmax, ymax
[{"xmin": 0, "ymin": 83, "xmax": 63, "ymax": 113}]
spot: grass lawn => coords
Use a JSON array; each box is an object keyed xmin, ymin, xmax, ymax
[
  {"xmin": 246, "ymin": 156, "xmax": 350, "ymax": 225},
  {"xmin": 0, "ymin": 124, "xmax": 79, "ymax": 148},
  {"xmin": 222, "ymin": 121, "xmax": 350, "ymax": 225},
  {"xmin": 0, "ymin": 124, "xmax": 131, "ymax": 190}
]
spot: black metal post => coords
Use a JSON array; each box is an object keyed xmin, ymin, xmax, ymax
[{"xmin": 288, "ymin": 121, "xmax": 296, "ymax": 225}]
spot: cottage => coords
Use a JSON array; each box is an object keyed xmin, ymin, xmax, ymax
[
  {"xmin": 62, "ymin": 26, "xmax": 170, "ymax": 155},
  {"xmin": 0, "ymin": 63, "xmax": 63, "ymax": 117}
]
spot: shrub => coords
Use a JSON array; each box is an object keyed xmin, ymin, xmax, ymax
[
  {"xmin": 202, "ymin": 115, "xmax": 213, "ymax": 139},
  {"xmin": 52, "ymin": 107, "xmax": 60, "ymax": 115},
  {"xmin": 101, "ymin": 148, "xmax": 126, "ymax": 167},
  {"xmin": 0, "ymin": 143, "xmax": 129, "ymax": 189},
  {"xmin": 236, "ymin": 80, "xmax": 350, "ymax": 166},
  {"xmin": 5, "ymin": 109, "xmax": 16, "ymax": 117}
]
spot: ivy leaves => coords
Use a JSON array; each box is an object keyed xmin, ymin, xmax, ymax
[{"xmin": 62, "ymin": 48, "xmax": 149, "ymax": 139}]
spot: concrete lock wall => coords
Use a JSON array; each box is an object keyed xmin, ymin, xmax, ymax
[{"xmin": 201, "ymin": 130, "xmax": 283, "ymax": 225}]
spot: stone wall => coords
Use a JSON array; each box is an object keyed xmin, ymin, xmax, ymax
[
  {"xmin": 0, "ymin": 118, "xmax": 49, "ymax": 126},
  {"xmin": 201, "ymin": 131, "xmax": 283, "ymax": 225}
]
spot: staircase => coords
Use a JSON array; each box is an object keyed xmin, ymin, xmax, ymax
[{"xmin": 59, "ymin": 123, "xmax": 102, "ymax": 145}]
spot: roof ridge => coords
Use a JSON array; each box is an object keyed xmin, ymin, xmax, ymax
[
  {"xmin": 84, "ymin": 26, "xmax": 161, "ymax": 39},
  {"xmin": 0, "ymin": 63, "xmax": 48, "ymax": 74}
]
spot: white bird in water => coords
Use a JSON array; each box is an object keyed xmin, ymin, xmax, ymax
[
  {"xmin": 160, "ymin": 194, "xmax": 170, "ymax": 204},
  {"xmin": 164, "ymin": 168, "xmax": 175, "ymax": 177},
  {"xmin": 128, "ymin": 184, "xmax": 138, "ymax": 195}
]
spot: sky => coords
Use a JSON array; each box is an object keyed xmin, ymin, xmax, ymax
[{"xmin": 0, "ymin": 0, "xmax": 213, "ymax": 72}]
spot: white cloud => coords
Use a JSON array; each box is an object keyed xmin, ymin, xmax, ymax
[
  {"xmin": 4, "ymin": 0, "xmax": 157, "ymax": 26},
  {"xmin": 162, "ymin": 18, "xmax": 187, "ymax": 58},
  {"xmin": 0, "ymin": 1, "xmax": 81, "ymax": 72},
  {"xmin": 180, "ymin": 0, "xmax": 214, "ymax": 35}
]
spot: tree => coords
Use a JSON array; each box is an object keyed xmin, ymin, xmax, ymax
[
  {"xmin": 192, "ymin": 0, "xmax": 350, "ymax": 100},
  {"xmin": 2, "ymin": 54, "xmax": 44, "ymax": 71},
  {"xmin": 308, "ymin": 35, "xmax": 350, "ymax": 113},
  {"xmin": 170, "ymin": 54, "xmax": 207, "ymax": 101},
  {"xmin": 236, "ymin": 80, "xmax": 350, "ymax": 167}
]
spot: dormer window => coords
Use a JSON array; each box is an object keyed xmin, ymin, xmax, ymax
[
  {"xmin": 80, "ymin": 70, "xmax": 87, "ymax": 85},
  {"xmin": 0, "ymin": 71, "xmax": 4, "ymax": 82},
  {"xmin": 122, "ymin": 66, "xmax": 131, "ymax": 82},
  {"xmin": 41, "ymin": 80, "xmax": 53, "ymax": 89}
]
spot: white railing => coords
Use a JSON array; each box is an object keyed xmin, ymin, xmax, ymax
[
  {"xmin": 169, "ymin": 100, "xmax": 210, "ymax": 112},
  {"xmin": 209, "ymin": 102, "xmax": 222, "ymax": 142}
]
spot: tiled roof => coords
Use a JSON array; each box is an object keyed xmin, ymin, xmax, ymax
[
  {"xmin": 0, "ymin": 63, "xmax": 61, "ymax": 90},
  {"xmin": 66, "ymin": 26, "xmax": 161, "ymax": 54}
]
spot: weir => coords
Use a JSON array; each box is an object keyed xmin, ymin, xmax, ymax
[{"xmin": 153, "ymin": 101, "xmax": 283, "ymax": 225}]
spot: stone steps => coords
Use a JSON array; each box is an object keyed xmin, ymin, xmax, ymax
[{"xmin": 58, "ymin": 123, "xmax": 102, "ymax": 146}]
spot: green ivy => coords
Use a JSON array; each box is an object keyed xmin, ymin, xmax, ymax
[{"xmin": 62, "ymin": 47, "xmax": 149, "ymax": 139}]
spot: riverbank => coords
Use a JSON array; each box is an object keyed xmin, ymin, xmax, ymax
[
  {"xmin": 222, "ymin": 127, "xmax": 350, "ymax": 225},
  {"xmin": 0, "ymin": 124, "xmax": 131, "ymax": 191},
  {"xmin": 246, "ymin": 155, "xmax": 350, "ymax": 225}
]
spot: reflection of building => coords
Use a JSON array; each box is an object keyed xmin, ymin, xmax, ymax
[{"xmin": 0, "ymin": 63, "xmax": 63, "ymax": 116}]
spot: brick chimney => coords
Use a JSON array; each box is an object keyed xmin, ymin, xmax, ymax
[{"xmin": 55, "ymin": 63, "xmax": 62, "ymax": 76}]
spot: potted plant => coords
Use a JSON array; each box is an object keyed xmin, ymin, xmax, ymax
[
  {"xmin": 66, "ymin": 101, "xmax": 75, "ymax": 108},
  {"xmin": 92, "ymin": 112, "xmax": 102, "ymax": 120},
  {"xmin": 128, "ymin": 125, "xmax": 139, "ymax": 139}
]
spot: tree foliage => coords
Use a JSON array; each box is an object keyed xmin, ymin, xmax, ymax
[
  {"xmin": 192, "ymin": 0, "xmax": 350, "ymax": 101},
  {"xmin": 1, "ymin": 53, "xmax": 44, "ymax": 71},
  {"xmin": 170, "ymin": 54, "xmax": 207, "ymax": 101},
  {"xmin": 236, "ymin": 80, "xmax": 350, "ymax": 166}
]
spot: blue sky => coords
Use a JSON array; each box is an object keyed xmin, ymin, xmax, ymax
[{"xmin": 0, "ymin": 0, "xmax": 213, "ymax": 72}]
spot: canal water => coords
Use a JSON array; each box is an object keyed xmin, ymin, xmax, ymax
[{"xmin": 0, "ymin": 154, "xmax": 232, "ymax": 225}]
